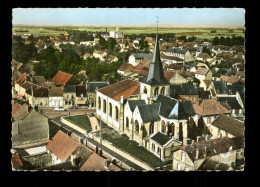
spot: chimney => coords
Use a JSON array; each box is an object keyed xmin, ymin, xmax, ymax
[
  {"xmin": 196, "ymin": 148, "xmax": 199, "ymax": 160},
  {"xmin": 205, "ymin": 134, "xmax": 209, "ymax": 141},
  {"xmin": 204, "ymin": 146, "xmax": 207, "ymax": 157},
  {"xmin": 191, "ymin": 140, "xmax": 195, "ymax": 145},
  {"xmin": 104, "ymin": 159, "xmax": 111, "ymax": 169},
  {"xmin": 197, "ymin": 136, "xmax": 201, "ymax": 143},
  {"xmin": 120, "ymin": 95, "xmax": 124, "ymax": 104}
]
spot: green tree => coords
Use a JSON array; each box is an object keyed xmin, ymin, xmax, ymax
[
  {"xmin": 139, "ymin": 40, "xmax": 149, "ymax": 50},
  {"xmin": 106, "ymin": 38, "xmax": 116, "ymax": 50}
]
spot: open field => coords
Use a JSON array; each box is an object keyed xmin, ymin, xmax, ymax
[{"xmin": 13, "ymin": 26, "xmax": 245, "ymax": 40}]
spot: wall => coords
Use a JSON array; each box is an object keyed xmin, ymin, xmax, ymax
[
  {"xmin": 61, "ymin": 117, "xmax": 87, "ymax": 135},
  {"xmin": 172, "ymin": 150, "xmax": 195, "ymax": 171}
]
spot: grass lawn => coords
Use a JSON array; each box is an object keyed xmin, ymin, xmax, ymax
[
  {"xmin": 100, "ymin": 122, "xmax": 169, "ymax": 168},
  {"xmin": 63, "ymin": 115, "xmax": 92, "ymax": 131}
]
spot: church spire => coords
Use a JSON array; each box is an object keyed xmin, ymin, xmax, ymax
[{"xmin": 140, "ymin": 17, "xmax": 168, "ymax": 86}]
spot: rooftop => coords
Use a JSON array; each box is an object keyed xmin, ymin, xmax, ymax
[{"xmin": 52, "ymin": 71, "xmax": 73, "ymax": 85}]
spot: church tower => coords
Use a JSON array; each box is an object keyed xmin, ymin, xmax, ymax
[{"xmin": 139, "ymin": 21, "xmax": 170, "ymax": 104}]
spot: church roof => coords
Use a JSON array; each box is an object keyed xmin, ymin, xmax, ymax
[{"xmin": 140, "ymin": 34, "xmax": 169, "ymax": 86}]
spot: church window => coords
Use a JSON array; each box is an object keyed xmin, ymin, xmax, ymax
[
  {"xmin": 154, "ymin": 87, "xmax": 159, "ymax": 96},
  {"xmin": 135, "ymin": 120, "xmax": 139, "ymax": 133},
  {"xmin": 115, "ymin": 106, "xmax": 119, "ymax": 121},
  {"xmin": 103, "ymin": 99, "xmax": 106, "ymax": 114},
  {"xmin": 144, "ymin": 87, "xmax": 147, "ymax": 94},
  {"xmin": 98, "ymin": 97, "xmax": 101, "ymax": 110},
  {"xmin": 160, "ymin": 87, "xmax": 165, "ymax": 95}
]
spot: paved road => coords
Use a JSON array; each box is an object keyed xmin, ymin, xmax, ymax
[{"xmin": 50, "ymin": 116, "xmax": 145, "ymax": 171}]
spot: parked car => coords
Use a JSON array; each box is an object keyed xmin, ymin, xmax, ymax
[{"xmin": 54, "ymin": 107, "xmax": 66, "ymax": 111}]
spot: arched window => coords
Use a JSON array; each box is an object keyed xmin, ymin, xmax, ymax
[
  {"xmin": 169, "ymin": 123, "xmax": 175, "ymax": 136},
  {"xmin": 161, "ymin": 120, "xmax": 166, "ymax": 133},
  {"xmin": 126, "ymin": 117, "xmax": 129, "ymax": 129},
  {"xmin": 115, "ymin": 106, "xmax": 119, "ymax": 121},
  {"xmin": 103, "ymin": 99, "xmax": 106, "ymax": 114},
  {"xmin": 150, "ymin": 122, "xmax": 154, "ymax": 134},
  {"xmin": 98, "ymin": 97, "xmax": 101, "ymax": 110},
  {"xmin": 160, "ymin": 87, "xmax": 165, "ymax": 95},
  {"xmin": 144, "ymin": 87, "xmax": 147, "ymax": 94},
  {"xmin": 109, "ymin": 103, "xmax": 112, "ymax": 117},
  {"xmin": 135, "ymin": 120, "xmax": 139, "ymax": 133},
  {"xmin": 154, "ymin": 87, "xmax": 159, "ymax": 96}
]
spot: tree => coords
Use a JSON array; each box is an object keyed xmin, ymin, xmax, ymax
[
  {"xmin": 139, "ymin": 40, "xmax": 149, "ymax": 50},
  {"xmin": 212, "ymin": 37, "xmax": 220, "ymax": 45},
  {"xmin": 106, "ymin": 38, "xmax": 116, "ymax": 50},
  {"xmin": 98, "ymin": 36, "xmax": 107, "ymax": 48},
  {"xmin": 202, "ymin": 47, "xmax": 211, "ymax": 57}
]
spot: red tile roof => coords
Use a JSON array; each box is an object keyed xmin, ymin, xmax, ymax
[
  {"xmin": 79, "ymin": 152, "xmax": 121, "ymax": 171},
  {"xmin": 12, "ymin": 154, "xmax": 23, "ymax": 169},
  {"xmin": 227, "ymin": 76, "xmax": 243, "ymax": 84},
  {"xmin": 192, "ymin": 99, "xmax": 230, "ymax": 116},
  {"xmin": 52, "ymin": 71, "xmax": 73, "ymax": 85},
  {"xmin": 12, "ymin": 103, "xmax": 21, "ymax": 116},
  {"xmin": 16, "ymin": 73, "xmax": 28, "ymax": 85},
  {"xmin": 163, "ymin": 71, "xmax": 176, "ymax": 81},
  {"xmin": 195, "ymin": 68, "xmax": 210, "ymax": 75},
  {"xmin": 46, "ymin": 130, "xmax": 79, "ymax": 162},
  {"xmin": 98, "ymin": 79, "xmax": 140, "ymax": 102},
  {"xmin": 118, "ymin": 63, "xmax": 134, "ymax": 72}
]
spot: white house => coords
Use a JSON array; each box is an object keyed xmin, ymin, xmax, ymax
[{"xmin": 49, "ymin": 87, "xmax": 64, "ymax": 108}]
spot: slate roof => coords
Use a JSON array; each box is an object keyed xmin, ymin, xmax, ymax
[
  {"xmin": 140, "ymin": 35, "xmax": 169, "ymax": 86},
  {"xmin": 180, "ymin": 136, "xmax": 244, "ymax": 161},
  {"xmin": 167, "ymin": 64, "xmax": 184, "ymax": 70},
  {"xmin": 197, "ymin": 53, "xmax": 211, "ymax": 59},
  {"xmin": 218, "ymin": 97, "xmax": 242, "ymax": 110},
  {"xmin": 226, "ymin": 85, "xmax": 245, "ymax": 95},
  {"xmin": 31, "ymin": 87, "xmax": 49, "ymax": 97},
  {"xmin": 46, "ymin": 130, "xmax": 79, "ymax": 162},
  {"xmin": 52, "ymin": 71, "xmax": 73, "ymax": 85},
  {"xmin": 213, "ymin": 80, "xmax": 228, "ymax": 94},
  {"xmin": 150, "ymin": 132, "xmax": 172, "ymax": 146},
  {"xmin": 49, "ymin": 87, "xmax": 63, "ymax": 97},
  {"xmin": 21, "ymin": 82, "xmax": 37, "ymax": 90},
  {"xmin": 137, "ymin": 103, "xmax": 161, "ymax": 123},
  {"xmin": 33, "ymin": 76, "xmax": 46, "ymax": 86},
  {"xmin": 199, "ymin": 91, "xmax": 211, "ymax": 99},
  {"xmin": 166, "ymin": 47, "xmax": 187, "ymax": 54},
  {"xmin": 195, "ymin": 68, "xmax": 209, "ymax": 75},
  {"xmin": 98, "ymin": 79, "xmax": 140, "ymax": 102},
  {"xmin": 86, "ymin": 82, "xmax": 109, "ymax": 92},
  {"xmin": 192, "ymin": 99, "xmax": 230, "ymax": 116},
  {"xmin": 63, "ymin": 85, "xmax": 76, "ymax": 93},
  {"xmin": 155, "ymin": 94, "xmax": 195, "ymax": 120},
  {"xmin": 211, "ymin": 114, "xmax": 244, "ymax": 137},
  {"xmin": 170, "ymin": 84, "xmax": 204, "ymax": 96},
  {"xmin": 127, "ymin": 100, "xmax": 146, "ymax": 112},
  {"xmin": 161, "ymin": 55, "xmax": 184, "ymax": 61},
  {"xmin": 132, "ymin": 53, "xmax": 153, "ymax": 60}
]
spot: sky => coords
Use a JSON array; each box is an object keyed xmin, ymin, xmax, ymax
[{"xmin": 12, "ymin": 8, "xmax": 245, "ymax": 26}]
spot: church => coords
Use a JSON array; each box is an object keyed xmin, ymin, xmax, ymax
[{"xmin": 96, "ymin": 34, "xmax": 200, "ymax": 161}]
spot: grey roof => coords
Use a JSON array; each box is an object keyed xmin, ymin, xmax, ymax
[
  {"xmin": 199, "ymin": 91, "xmax": 211, "ymax": 99},
  {"xmin": 86, "ymin": 82, "xmax": 109, "ymax": 92},
  {"xmin": 139, "ymin": 35, "xmax": 169, "ymax": 86},
  {"xmin": 63, "ymin": 85, "xmax": 77, "ymax": 93},
  {"xmin": 226, "ymin": 85, "xmax": 244, "ymax": 95},
  {"xmin": 133, "ymin": 53, "xmax": 153, "ymax": 60},
  {"xmin": 211, "ymin": 114, "xmax": 244, "ymax": 137},
  {"xmin": 137, "ymin": 103, "xmax": 160, "ymax": 123},
  {"xmin": 170, "ymin": 84, "xmax": 204, "ymax": 97},
  {"xmin": 218, "ymin": 97, "xmax": 242, "ymax": 110},
  {"xmin": 127, "ymin": 100, "xmax": 146, "ymax": 112},
  {"xmin": 150, "ymin": 132, "xmax": 172, "ymax": 146},
  {"xmin": 49, "ymin": 87, "xmax": 63, "ymax": 97},
  {"xmin": 166, "ymin": 47, "xmax": 187, "ymax": 54},
  {"xmin": 198, "ymin": 158, "xmax": 231, "ymax": 171},
  {"xmin": 213, "ymin": 80, "xmax": 228, "ymax": 94},
  {"xmin": 155, "ymin": 94, "xmax": 195, "ymax": 120}
]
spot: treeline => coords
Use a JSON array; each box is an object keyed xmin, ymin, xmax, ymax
[
  {"xmin": 125, "ymin": 33, "xmax": 176, "ymax": 42},
  {"xmin": 68, "ymin": 30, "xmax": 95, "ymax": 43},
  {"xmin": 212, "ymin": 36, "xmax": 244, "ymax": 46}
]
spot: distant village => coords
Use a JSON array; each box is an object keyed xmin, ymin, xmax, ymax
[{"xmin": 11, "ymin": 26, "xmax": 245, "ymax": 171}]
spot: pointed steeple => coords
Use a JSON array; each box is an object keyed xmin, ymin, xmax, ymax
[{"xmin": 140, "ymin": 34, "xmax": 168, "ymax": 86}]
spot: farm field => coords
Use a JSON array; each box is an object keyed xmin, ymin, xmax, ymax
[{"xmin": 13, "ymin": 25, "xmax": 245, "ymax": 40}]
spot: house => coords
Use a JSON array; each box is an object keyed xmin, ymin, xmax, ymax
[
  {"xmin": 161, "ymin": 55, "xmax": 184, "ymax": 65},
  {"xmin": 12, "ymin": 108, "xmax": 49, "ymax": 148},
  {"xmin": 46, "ymin": 130, "xmax": 79, "ymax": 165},
  {"xmin": 197, "ymin": 158, "xmax": 233, "ymax": 171},
  {"xmin": 167, "ymin": 64, "xmax": 185, "ymax": 74},
  {"xmin": 86, "ymin": 81, "xmax": 109, "ymax": 107},
  {"xmin": 117, "ymin": 63, "xmax": 134, "ymax": 76},
  {"xmin": 227, "ymin": 76, "xmax": 244, "ymax": 85},
  {"xmin": 166, "ymin": 72, "xmax": 187, "ymax": 85},
  {"xmin": 170, "ymin": 84, "xmax": 204, "ymax": 103},
  {"xmin": 93, "ymin": 50, "xmax": 108, "ymax": 60},
  {"xmin": 12, "ymin": 103, "xmax": 30, "ymax": 121},
  {"xmin": 63, "ymin": 85, "xmax": 77, "ymax": 107},
  {"xmin": 194, "ymin": 68, "xmax": 212, "ymax": 81},
  {"xmin": 218, "ymin": 97, "xmax": 244, "ymax": 119},
  {"xmin": 128, "ymin": 53, "xmax": 153, "ymax": 67},
  {"xmin": 192, "ymin": 99, "xmax": 231, "ymax": 127},
  {"xmin": 17, "ymin": 82, "xmax": 37, "ymax": 99},
  {"xmin": 172, "ymin": 136, "xmax": 244, "ymax": 171},
  {"xmin": 14, "ymin": 73, "xmax": 31, "ymax": 96},
  {"xmin": 165, "ymin": 47, "xmax": 195, "ymax": 62},
  {"xmin": 75, "ymin": 85, "xmax": 88, "ymax": 106},
  {"xmin": 82, "ymin": 53, "xmax": 91, "ymax": 60},
  {"xmin": 144, "ymin": 37, "xmax": 156, "ymax": 46},
  {"xmin": 210, "ymin": 115, "xmax": 244, "ymax": 139},
  {"xmin": 27, "ymin": 87, "xmax": 49, "ymax": 107},
  {"xmin": 49, "ymin": 87, "xmax": 64, "ymax": 108},
  {"xmin": 52, "ymin": 71, "xmax": 80, "ymax": 86},
  {"xmin": 32, "ymin": 76, "xmax": 46, "ymax": 87},
  {"xmin": 199, "ymin": 80, "xmax": 214, "ymax": 91},
  {"xmin": 196, "ymin": 52, "xmax": 211, "ymax": 62},
  {"xmin": 102, "ymin": 55, "xmax": 118, "ymax": 63},
  {"xmin": 79, "ymin": 152, "xmax": 122, "ymax": 171}
]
